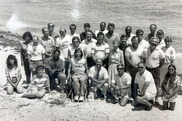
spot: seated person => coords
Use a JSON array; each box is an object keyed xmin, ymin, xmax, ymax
[
  {"xmin": 88, "ymin": 58, "xmax": 109, "ymax": 100},
  {"xmin": 22, "ymin": 64, "xmax": 50, "ymax": 99},
  {"xmin": 161, "ymin": 64, "xmax": 181, "ymax": 111},
  {"xmin": 110, "ymin": 64, "xmax": 131, "ymax": 106},
  {"xmin": 5, "ymin": 55, "xmax": 23, "ymax": 95},
  {"xmin": 68, "ymin": 48, "xmax": 88, "ymax": 101},
  {"xmin": 134, "ymin": 62, "xmax": 157, "ymax": 111},
  {"xmin": 45, "ymin": 49, "xmax": 66, "ymax": 91}
]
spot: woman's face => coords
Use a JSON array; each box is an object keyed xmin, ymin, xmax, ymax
[
  {"xmin": 9, "ymin": 58, "xmax": 15, "ymax": 65},
  {"xmin": 168, "ymin": 66, "xmax": 175, "ymax": 75},
  {"xmin": 24, "ymin": 36, "xmax": 30, "ymax": 42},
  {"xmin": 73, "ymin": 39, "xmax": 79, "ymax": 48},
  {"xmin": 75, "ymin": 50, "xmax": 82, "ymax": 58},
  {"xmin": 165, "ymin": 40, "xmax": 172, "ymax": 48}
]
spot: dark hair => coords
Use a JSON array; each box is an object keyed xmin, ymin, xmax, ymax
[
  {"xmin": 150, "ymin": 24, "xmax": 157, "ymax": 28},
  {"xmin": 131, "ymin": 36, "xmax": 138, "ymax": 41},
  {"xmin": 107, "ymin": 23, "xmax": 115, "ymax": 29},
  {"xmin": 84, "ymin": 23, "xmax": 90, "ymax": 28},
  {"xmin": 22, "ymin": 31, "xmax": 33, "ymax": 41},
  {"xmin": 36, "ymin": 65, "xmax": 45, "ymax": 72},
  {"xmin": 97, "ymin": 32, "xmax": 104, "ymax": 38},
  {"xmin": 136, "ymin": 29, "xmax": 144, "ymax": 36},
  {"xmin": 100, "ymin": 22, "xmax": 106, "ymax": 26},
  {"xmin": 117, "ymin": 63, "xmax": 125, "ymax": 69},
  {"xmin": 125, "ymin": 26, "xmax": 132, "ymax": 31},
  {"xmin": 157, "ymin": 30, "xmax": 164, "ymax": 36},
  {"xmin": 120, "ymin": 34, "xmax": 127, "ymax": 40},
  {"xmin": 164, "ymin": 64, "xmax": 177, "ymax": 85},
  {"xmin": 70, "ymin": 24, "xmax": 77, "ymax": 29},
  {"xmin": 52, "ymin": 49, "xmax": 61, "ymax": 55},
  {"xmin": 6, "ymin": 54, "xmax": 18, "ymax": 69},
  {"xmin": 164, "ymin": 36, "xmax": 172, "ymax": 42},
  {"xmin": 48, "ymin": 23, "xmax": 54, "ymax": 27},
  {"xmin": 74, "ymin": 48, "xmax": 83, "ymax": 59},
  {"xmin": 72, "ymin": 36, "xmax": 80, "ymax": 43},
  {"xmin": 42, "ymin": 27, "xmax": 48, "ymax": 33}
]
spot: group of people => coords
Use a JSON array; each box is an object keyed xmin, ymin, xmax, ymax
[{"xmin": 5, "ymin": 22, "xmax": 181, "ymax": 111}]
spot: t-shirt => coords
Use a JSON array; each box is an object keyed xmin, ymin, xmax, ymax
[
  {"xmin": 81, "ymin": 38, "xmax": 97, "ymax": 57},
  {"xmin": 31, "ymin": 74, "xmax": 50, "ymax": 90},
  {"xmin": 135, "ymin": 70, "xmax": 157, "ymax": 95},
  {"xmin": 5, "ymin": 66, "xmax": 22, "ymax": 80},
  {"xmin": 40, "ymin": 36, "xmax": 55, "ymax": 54},
  {"xmin": 89, "ymin": 66, "xmax": 109, "ymax": 80},
  {"xmin": 27, "ymin": 43, "xmax": 45, "ymax": 61},
  {"xmin": 161, "ymin": 46, "xmax": 176, "ymax": 64},
  {"xmin": 114, "ymin": 72, "xmax": 131, "ymax": 87}
]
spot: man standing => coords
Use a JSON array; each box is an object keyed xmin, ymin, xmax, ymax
[
  {"xmin": 47, "ymin": 23, "xmax": 59, "ymax": 42},
  {"xmin": 95, "ymin": 22, "xmax": 108, "ymax": 36},
  {"xmin": 156, "ymin": 30, "xmax": 165, "ymax": 49},
  {"xmin": 136, "ymin": 29, "xmax": 149, "ymax": 50},
  {"xmin": 125, "ymin": 26, "xmax": 135, "ymax": 46},
  {"xmin": 145, "ymin": 24, "xmax": 157, "ymax": 42},
  {"xmin": 69, "ymin": 24, "xmax": 80, "ymax": 41},
  {"xmin": 105, "ymin": 23, "xmax": 120, "ymax": 52},
  {"xmin": 88, "ymin": 58, "xmax": 109, "ymax": 100},
  {"xmin": 142, "ymin": 37, "xmax": 165, "ymax": 105},
  {"xmin": 80, "ymin": 23, "xmax": 96, "ymax": 41},
  {"xmin": 91, "ymin": 32, "xmax": 110, "ymax": 69},
  {"xmin": 134, "ymin": 62, "xmax": 157, "ymax": 110},
  {"xmin": 45, "ymin": 49, "xmax": 66, "ymax": 91},
  {"xmin": 40, "ymin": 27, "xmax": 55, "ymax": 58}
]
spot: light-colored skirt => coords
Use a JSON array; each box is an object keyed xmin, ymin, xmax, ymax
[{"xmin": 108, "ymin": 64, "xmax": 118, "ymax": 87}]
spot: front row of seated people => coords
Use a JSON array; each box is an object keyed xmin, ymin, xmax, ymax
[{"xmin": 5, "ymin": 51, "xmax": 181, "ymax": 111}]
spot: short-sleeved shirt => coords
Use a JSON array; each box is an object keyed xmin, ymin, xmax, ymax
[
  {"xmin": 71, "ymin": 57, "xmax": 86, "ymax": 75},
  {"xmin": 27, "ymin": 43, "xmax": 45, "ymax": 61},
  {"xmin": 40, "ymin": 36, "xmax": 55, "ymax": 54},
  {"xmin": 95, "ymin": 30, "xmax": 108, "ymax": 36},
  {"xmin": 157, "ymin": 39, "xmax": 165, "ymax": 49},
  {"xmin": 81, "ymin": 38, "xmax": 97, "ymax": 57},
  {"xmin": 126, "ymin": 33, "xmax": 135, "ymax": 46},
  {"xmin": 105, "ymin": 32, "xmax": 120, "ymax": 52},
  {"xmin": 91, "ymin": 42, "xmax": 110, "ymax": 59},
  {"xmin": 142, "ymin": 47, "xmax": 165, "ymax": 68},
  {"xmin": 138, "ymin": 39, "xmax": 149, "ymax": 50},
  {"xmin": 109, "ymin": 48, "xmax": 124, "ymax": 65},
  {"xmin": 56, "ymin": 35, "xmax": 72, "ymax": 59},
  {"xmin": 135, "ymin": 70, "xmax": 157, "ymax": 95},
  {"xmin": 89, "ymin": 66, "xmax": 109, "ymax": 80},
  {"xmin": 113, "ymin": 72, "xmax": 131, "ymax": 87},
  {"xmin": 31, "ymin": 74, "xmax": 50, "ymax": 90},
  {"xmin": 5, "ymin": 66, "xmax": 22, "ymax": 80},
  {"xmin": 80, "ymin": 31, "xmax": 97, "ymax": 41},
  {"xmin": 125, "ymin": 46, "xmax": 143, "ymax": 67},
  {"xmin": 161, "ymin": 46, "xmax": 176, "ymax": 64}
]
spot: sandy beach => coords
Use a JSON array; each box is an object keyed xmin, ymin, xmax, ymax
[{"xmin": 0, "ymin": 31, "xmax": 182, "ymax": 121}]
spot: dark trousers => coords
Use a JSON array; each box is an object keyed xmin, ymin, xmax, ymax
[{"xmin": 24, "ymin": 59, "xmax": 31, "ymax": 84}]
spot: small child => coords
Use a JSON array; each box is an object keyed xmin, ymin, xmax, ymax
[
  {"xmin": 22, "ymin": 64, "xmax": 50, "ymax": 99},
  {"xmin": 5, "ymin": 55, "xmax": 23, "ymax": 95}
]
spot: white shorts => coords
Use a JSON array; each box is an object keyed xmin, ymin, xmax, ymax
[
  {"xmin": 162, "ymin": 96, "xmax": 176, "ymax": 103},
  {"xmin": 144, "ymin": 92, "xmax": 156, "ymax": 100}
]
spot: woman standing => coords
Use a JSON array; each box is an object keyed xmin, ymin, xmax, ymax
[
  {"xmin": 20, "ymin": 32, "xmax": 33, "ymax": 84},
  {"xmin": 161, "ymin": 64, "xmax": 181, "ymax": 111},
  {"xmin": 5, "ymin": 55, "xmax": 23, "ymax": 95}
]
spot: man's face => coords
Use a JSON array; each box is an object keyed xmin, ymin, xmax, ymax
[
  {"xmin": 117, "ymin": 65, "xmax": 125, "ymax": 76},
  {"xmin": 53, "ymin": 51, "xmax": 60, "ymax": 60},
  {"xmin": 32, "ymin": 37, "xmax": 38, "ymax": 46},
  {"xmin": 86, "ymin": 32, "xmax": 92, "ymax": 41},
  {"xmin": 70, "ymin": 26, "xmax": 76, "ymax": 35},
  {"xmin": 97, "ymin": 34, "xmax": 104, "ymax": 44},
  {"xmin": 150, "ymin": 38, "xmax": 159, "ymax": 47},
  {"xmin": 59, "ymin": 29, "xmax": 66, "ymax": 37},
  {"xmin": 157, "ymin": 34, "xmax": 164, "ymax": 40},
  {"xmin": 132, "ymin": 37, "xmax": 139, "ymax": 47},
  {"xmin": 43, "ymin": 28, "xmax": 49, "ymax": 38},
  {"xmin": 165, "ymin": 40, "xmax": 172, "ymax": 48},
  {"xmin": 72, "ymin": 39, "xmax": 80, "ymax": 48},
  {"xmin": 48, "ymin": 24, "xmax": 54, "ymax": 33},
  {"xmin": 84, "ymin": 27, "xmax": 90, "ymax": 32},
  {"xmin": 96, "ymin": 59, "xmax": 102, "ymax": 69},
  {"xmin": 150, "ymin": 25, "xmax": 157, "ymax": 33},
  {"xmin": 37, "ymin": 67, "xmax": 44, "ymax": 77},
  {"xmin": 108, "ymin": 26, "xmax": 114, "ymax": 34},
  {"xmin": 125, "ymin": 27, "xmax": 132, "ymax": 36},
  {"xmin": 136, "ymin": 31, "xmax": 143, "ymax": 40},
  {"xmin": 138, "ymin": 63, "xmax": 145, "ymax": 75},
  {"xmin": 100, "ymin": 23, "xmax": 106, "ymax": 31},
  {"xmin": 121, "ymin": 37, "xmax": 127, "ymax": 45}
]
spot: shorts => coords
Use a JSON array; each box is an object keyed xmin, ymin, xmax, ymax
[
  {"xmin": 144, "ymin": 92, "xmax": 156, "ymax": 100},
  {"xmin": 162, "ymin": 96, "xmax": 176, "ymax": 103}
]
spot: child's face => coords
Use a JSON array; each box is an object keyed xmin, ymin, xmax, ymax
[{"xmin": 165, "ymin": 40, "xmax": 172, "ymax": 48}]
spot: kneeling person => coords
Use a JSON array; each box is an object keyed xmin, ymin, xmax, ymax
[
  {"xmin": 110, "ymin": 64, "xmax": 131, "ymax": 106},
  {"xmin": 88, "ymin": 58, "xmax": 109, "ymax": 100},
  {"xmin": 134, "ymin": 62, "xmax": 157, "ymax": 110}
]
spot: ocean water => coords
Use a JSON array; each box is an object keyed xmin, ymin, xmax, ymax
[{"xmin": 0, "ymin": 0, "xmax": 182, "ymax": 72}]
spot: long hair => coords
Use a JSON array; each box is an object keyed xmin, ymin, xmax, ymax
[
  {"xmin": 74, "ymin": 48, "xmax": 83, "ymax": 59},
  {"xmin": 6, "ymin": 55, "xmax": 18, "ymax": 70},
  {"xmin": 22, "ymin": 31, "xmax": 33, "ymax": 42},
  {"xmin": 164, "ymin": 64, "xmax": 177, "ymax": 85}
]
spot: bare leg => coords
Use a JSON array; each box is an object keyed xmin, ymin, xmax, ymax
[
  {"xmin": 120, "ymin": 96, "xmax": 129, "ymax": 107},
  {"xmin": 7, "ymin": 84, "xmax": 14, "ymax": 95},
  {"xmin": 16, "ymin": 83, "xmax": 23, "ymax": 94}
]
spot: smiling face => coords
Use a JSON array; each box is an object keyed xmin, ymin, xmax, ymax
[
  {"xmin": 37, "ymin": 67, "xmax": 44, "ymax": 77},
  {"xmin": 43, "ymin": 28, "xmax": 49, "ymax": 38},
  {"xmin": 100, "ymin": 22, "xmax": 106, "ymax": 31},
  {"xmin": 117, "ymin": 65, "xmax": 125, "ymax": 76},
  {"xmin": 86, "ymin": 31, "xmax": 92, "ymax": 41},
  {"xmin": 138, "ymin": 63, "xmax": 145, "ymax": 75},
  {"xmin": 168, "ymin": 66, "xmax": 175, "ymax": 75}
]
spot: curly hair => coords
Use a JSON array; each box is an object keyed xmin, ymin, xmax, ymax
[
  {"xmin": 6, "ymin": 54, "xmax": 18, "ymax": 69},
  {"xmin": 22, "ymin": 31, "xmax": 33, "ymax": 42}
]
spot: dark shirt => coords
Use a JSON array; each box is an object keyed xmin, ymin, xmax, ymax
[
  {"xmin": 45, "ymin": 57, "xmax": 64, "ymax": 76},
  {"xmin": 80, "ymin": 30, "xmax": 96, "ymax": 41}
]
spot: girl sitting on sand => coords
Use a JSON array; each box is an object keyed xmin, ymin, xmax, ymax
[
  {"xmin": 5, "ymin": 54, "xmax": 23, "ymax": 95},
  {"xmin": 22, "ymin": 64, "xmax": 50, "ymax": 99},
  {"xmin": 161, "ymin": 64, "xmax": 181, "ymax": 111}
]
